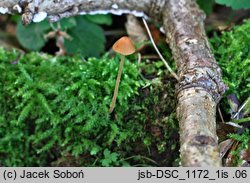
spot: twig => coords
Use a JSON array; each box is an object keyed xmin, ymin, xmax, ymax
[
  {"xmin": 218, "ymin": 106, "xmax": 225, "ymax": 123},
  {"xmin": 142, "ymin": 18, "xmax": 179, "ymax": 81},
  {"xmin": 233, "ymin": 97, "xmax": 250, "ymax": 119},
  {"xmin": 137, "ymin": 52, "xmax": 141, "ymax": 65}
]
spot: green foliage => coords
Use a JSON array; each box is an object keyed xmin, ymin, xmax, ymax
[
  {"xmin": 210, "ymin": 21, "xmax": 250, "ymax": 164},
  {"xmin": 16, "ymin": 20, "xmax": 51, "ymax": 51},
  {"xmin": 197, "ymin": 0, "xmax": 214, "ymax": 15},
  {"xmin": 85, "ymin": 14, "xmax": 113, "ymax": 25},
  {"xmin": 0, "ymin": 48, "xmax": 142, "ymax": 166},
  {"xmin": 215, "ymin": 0, "xmax": 250, "ymax": 10},
  {"xmin": 16, "ymin": 14, "xmax": 112, "ymax": 57},
  {"xmin": 65, "ymin": 16, "xmax": 105, "ymax": 57},
  {"xmin": 101, "ymin": 149, "xmax": 119, "ymax": 166},
  {"xmin": 55, "ymin": 18, "xmax": 77, "ymax": 30},
  {"xmin": 210, "ymin": 19, "xmax": 250, "ymax": 103},
  {"xmin": 228, "ymin": 129, "xmax": 250, "ymax": 166},
  {"xmin": 125, "ymin": 58, "xmax": 179, "ymax": 166},
  {"xmin": 0, "ymin": 48, "xmax": 179, "ymax": 166}
]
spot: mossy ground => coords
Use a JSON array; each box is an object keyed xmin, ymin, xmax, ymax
[
  {"xmin": 0, "ymin": 48, "xmax": 179, "ymax": 166},
  {"xmin": 0, "ymin": 19, "xmax": 249, "ymax": 167}
]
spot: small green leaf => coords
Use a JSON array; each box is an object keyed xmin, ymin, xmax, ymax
[
  {"xmin": 90, "ymin": 146, "xmax": 100, "ymax": 155},
  {"xmin": 143, "ymin": 137, "xmax": 151, "ymax": 146},
  {"xmin": 56, "ymin": 17, "xmax": 77, "ymax": 30},
  {"xmin": 110, "ymin": 153, "xmax": 118, "ymax": 162},
  {"xmin": 85, "ymin": 14, "xmax": 112, "ymax": 25},
  {"xmin": 101, "ymin": 159, "xmax": 111, "ymax": 166},
  {"xmin": 16, "ymin": 20, "xmax": 51, "ymax": 51},
  {"xmin": 65, "ymin": 16, "xmax": 105, "ymax": 57},
  {"xmin": 103, "ymin": 149, "xmax": 111, "ymax": 157},
  {"xmin": 215, "ymin": 0, "xmax": 250, "ymax": 9}
]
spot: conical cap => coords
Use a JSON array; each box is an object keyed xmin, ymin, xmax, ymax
[{"xmin": 112, "ymin": 36, "xmax": 135, "ymax": 55}]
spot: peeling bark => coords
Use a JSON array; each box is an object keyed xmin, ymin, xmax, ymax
[{"xmin": 0, "ymin": 0, "xmax": 226, "ymax": 166}]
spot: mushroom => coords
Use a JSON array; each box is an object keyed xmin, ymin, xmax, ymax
[{"xmin": 109, "ymin": 36, "xmax": 136, "ymax": 113}]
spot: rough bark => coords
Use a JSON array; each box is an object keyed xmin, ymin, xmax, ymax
[
  {"xmin": 0, "ymin": 0, "xmax": 165, "ymax": 23},
  {"xmin": 163, "ymin": 0, "xmax": 226, "ymax": 166},
  {"xmin": 0, "ymin": 0, "xmax": 226, "ymax": 166}
]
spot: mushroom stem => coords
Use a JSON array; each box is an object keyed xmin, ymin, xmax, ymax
[{"xmin": 109, "ymin": 55, "xmax": 125, "ymax": 113}]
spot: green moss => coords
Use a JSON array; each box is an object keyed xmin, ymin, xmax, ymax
[
  {"xmin": 210, "ymin": 20, "xmax": 250, "ymax": 166},
  {"xmin": 228, "ymin": 129, "xmax": 250, "ymax": 166},
  {"xmin": 210, "ymin": 20, "xmax": 250, "ymax": 102},
  {"xmin": 0, "ymin": 48, "xmax": 179, "ymax": 166}
]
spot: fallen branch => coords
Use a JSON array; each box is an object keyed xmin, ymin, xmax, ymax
[
  {"xmin": 163, "ymin": 0, "xmax": 226, "ymax": 166},
  {"xmin": 0, "ymin": 0, "xmax": 165, "ymax": 24},
  {"xmin": 0, "ymin": 0, "xmax": 226, "ymax": 166}
]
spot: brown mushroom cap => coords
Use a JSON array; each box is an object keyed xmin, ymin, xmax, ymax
[{"xmin": 112, "ymin": 36, "xmax": 136, "ymax": 56}]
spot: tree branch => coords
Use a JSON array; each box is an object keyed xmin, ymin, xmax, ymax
[
  {"xmin": 0, "ymin": 0, "xmax": 226, "ymax": 166},
  {"xmin": 0, "ymin": 0, "xmax": 165, "ymax": 24},
  {"xmin": 163, "ymin": 0, "xmax": 226, "ymax": 166}
]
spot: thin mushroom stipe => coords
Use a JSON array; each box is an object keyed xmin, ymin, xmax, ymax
[{"xmin": 109, "ymin": 36, "xmax": 136, "ymax": 113}]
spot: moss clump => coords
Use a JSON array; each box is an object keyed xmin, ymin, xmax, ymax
[
  {"xmin": 210, "ymin": 20, "xmax": 250, "ymax": 166},
  {"xmin": 0, "ymin": 48, "xmax": 179, "ymax": 166},
  {"xmin": 210, "ymin": 20, "xmax": 250, "ymax": 102}
]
